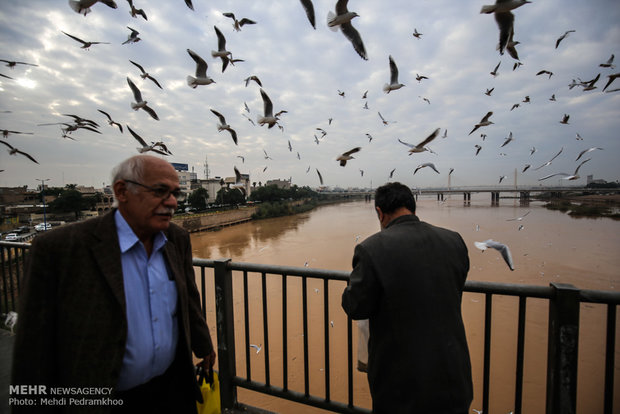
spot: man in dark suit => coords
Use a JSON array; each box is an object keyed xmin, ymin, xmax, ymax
[
  {"xmin": 342, "ymin": 182, "xmax": 473, "ymax": 414},
  {"xmin": 12, "ymin": 155, "xmax": 215, "ymax": 413}
]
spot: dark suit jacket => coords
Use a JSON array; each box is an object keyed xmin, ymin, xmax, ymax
[
  {"xmin": 342, "ymin": 214, "xmax": 473, "ymax": 414},
  {"xmin": 11, "ymin": 210, "xmax": 214, "ymax": 413}
]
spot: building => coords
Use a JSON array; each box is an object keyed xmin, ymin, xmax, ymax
[
  {"xmin": 265, "ymin": 179, "xmax": 291, "ymax": 190},
  {"xmin": 586, "ymin": 175, "xmax": 606, "ymax": 185},
  {"xmin": 172, "ymin": 163, "xmax": 198, "ymax": 194}
]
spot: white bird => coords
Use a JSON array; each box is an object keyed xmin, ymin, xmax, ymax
[
  {"xmin": 337, "ymin": 147, "xmax": 361, "ymax": 166},
  {"xmin": 68, "ymin": 0, "xmax": 117, "ymax": 16},
  {"xmin": 469, "ymin": 111, "xmax": 494, "ymax": 135},
  {"xmin": 490, "ymin": 61, "xmax": 500, "ymax": 77},
  {"xmin": 0, "ymin": 141, "xmax": 38, "ymax": 164},
  {"xmin": 599, "ymin": 54, "xmax": 615, "ymax": 69},
  {"xmin": 263, "ymin": 149, "xmax": 272, "ymax": 160},
  {"xmin": 127, "ymin": 126, "xmax": 169, "ymax": 155},
  {"xmin": 212, "ymin": 26, "xmax": 233, "ymax": 72},
  {"xmin": 501, "ymin": 132, "xmax": 514, "ymax": 147},
  {"xmin": 210, "ymin": 109, "xmax": 238, "ymax": 145},
  {"xmin": 130, "ymin": 60, "xmax": 163, "ymax": 89},
  {"xmin": 244, "ymin": 75, "xmax": 262, "ymax": 87},
  {"xmin": 327, "ymin": 0, "xmax": 367, "ymax": 60},
  {"xmin": 223, "ymin": 12, "xmax": 256, "ymax": 32},
  {"xmin": 97, "ymin": 109, "xmax": 123, "ymax": 133},
  {"xmin": 555, "ymin": 30, "xmax": 575, "ymax": 49},
  {"xmin": 127, "ymin": 0, "xmax": 147, "ymax": 20},
  {"xmin": 126, "ymin": 77, "xmax": 159, "ymax": 120},
  {"xmin": 121, "ymin": 26, "xmax": 140, "ymax": 45},
  {"xmin": 397, "ymin": 128, "xmax": 440, "ymax": 154},
  {"xmin": 61, "ymin": 31, "xmax": 110, "ymax": 49},
  {"xmin": 249, "ymin": 344, "xmax": 262, "ymax": 354},
  {"xmin": 377, "ymin": 112, "xmax": 396, "ymax": 126},
  {"xmin": 257, "ymin": 89, "xmax": 280, "ymax": 128},
  {"xmin": 414, "ymin": 162, "xmax": 440, "ymax": 175},
  {"xmin": 538, "ymin": 158, "xmax": 591, "ymax": 181},
  {"xmin": 529, "ymin": 147, "xmax": 536, "ymax": 156},
  {"xmin": 575, "ymin": 147, "xmax": 603, "ymax": 161},
  {"xmin": 506, "ymin": 211, "xmax": 530, "ymax": 221},
  {"xmin": 186, "ymin": 49, "xmax": 215, "ymax": 88},
  {"xmin": 534, "ymin": 147, "xmax": 563, "ymax": 170},
  {"xmin": 480, "ymin": 0, "xmax": 531, "ymax": 14},
  {"xmin": 499, "ymin": 175, "xmax": 507, "ymax": 183},
  {"xmin": 474, "ymin": 239, "xmax": 515, "ymax": 271},
  {"xmin": 383, "ymin": 55, "xmax": 405, "ymax": 93},
  {"xmin": 474, "ymin": 144, "xmax": 482, "ymax": 156}
]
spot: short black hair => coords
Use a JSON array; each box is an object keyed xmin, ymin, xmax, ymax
[{"xmin": 374, "ymin": 182, "xmax": 416, "ymax": 214}]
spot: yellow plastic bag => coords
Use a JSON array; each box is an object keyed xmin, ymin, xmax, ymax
[{"xmin": 196, "ymin": 367, "xmax": 221, "ymax": 414}]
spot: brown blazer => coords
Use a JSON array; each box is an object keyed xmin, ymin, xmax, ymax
[{"xmin": 11, "ymin": 210, "xmax": 214, "ymax": 412}]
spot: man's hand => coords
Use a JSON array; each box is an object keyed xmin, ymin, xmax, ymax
[{"xmin": 198, "ymin": 350, "xmax": 216, "ymax": 370}]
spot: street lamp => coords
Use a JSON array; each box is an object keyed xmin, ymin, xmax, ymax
[{"xmin": 36, "ymin": 178, "xmax": 50, "ymax": 231}]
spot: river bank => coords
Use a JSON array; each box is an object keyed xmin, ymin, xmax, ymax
[{"xmin": 541, "ymin": 194, "xmax": 620, "ymax": 219}]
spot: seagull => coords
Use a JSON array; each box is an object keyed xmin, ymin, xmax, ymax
[
  {"xmin": 61, "ymin": 31, "xmax": 110, "ymax": 49},
  {"xmin": 237, "ymin": 155, "xmax": 245, "ymax": 164},
  {"xmin": 602, "ymin": 73, "xmax": 620, "ymax": 91},
  {"xmin": 575, "ymin": 147, "xmax": 603, "ymax": 161},
  {"xmin": 242, "ymin": 113, "xmax": 255, "ymax": 126},
  {"xmin": 249, "ymin": 344, "xmax": 262, "ymax": 354},
  {"xmin": 549, "ymin": 94, "xmax": 556, "ymax": 101},
  {"xmin": 490, "ymin": 61, "xmax": 501, "ymax": 77},
  {"xmin": 359, "ymin": 169, "xmax": 364, "ymax": 177},
  {"xmin": 316, "ymin": 168, "xmax": 324, "ymax": 185},
  {"xmin": 449, "ymin": 168, "xmax": 454, "ymax": 175},
  {"xmin": 223, "ymin": 12, "xmax": 256, "ymax": 32},
  {"xmin": 522, "ymin": 164, "xmax": 531, "ymax": 172},
  {"xmin": 129, "ymin": 60, "xmax": 162, "ymax": 89},
  {"xmin": 327, "ymin": 0, "xmax": 367, "ymax": 60},
  {"xmin": 522, "ymin": 95, "xmax": 530, "ymax": 103},
  {"xmin": 337, "ymin": 147, "xmax": 361, "ymax": 166},
  {"xmin": 474, "ymin": 144, "xmax": 482, "ymax": 156},
  {"xmin": 555, "ymin": 30, "xmax": 575, "ymax": 49},
  {"xmin": 559, "ymin": 114, "xmax": 570, "ymax": 124},
  {"xmin": 499, "ymin": 175, "xmax": 507, "ymax": 183},
  {"xmin": 474, "ymin": 239, "xmax": 514, "ymax": 271},
  {"xmin": 412, "ymin": 28, "xmax": 422, "ymax": 39},
  {"xmin": 538, "ymin": 158, "xmax": 591, "ymax": 181},
  {"xmin": 1, "ymin": 129, "xmax": 33, "ymax": 138},
  {"xmin": 468, "ymin": 111, "xmax": 494, "ymax": 135},
  {"xmin": 415, "ymin": 74, "xmax": 429, "ymax": 82},
  {"xmin": 366, "ymin": 133, "xmax": 373, "ymax": 142},
  {"xmin": 337, "ymin": 89, "xmax": 345, "ymax": 98},
  {"xmin": 442, "ymin": 129, "xmax": 448, "ymax": 139},
  {"xmin": 0, "ymin": 140, "xmax": 39, "ymax": 163},
  {"xmin": 397, "ymin": 128, "xmax": 440, "ymax": 154},
  {"xmin": 362, "ymin": 90, "xmax": 368, "ymax": 99},
  {"xmin": 212, "ymin": 26, "xmax": 233, "ymax": 72},
  {"xmin": 3, "ymin": 311, "xmax": 17, "ymax": 334},
  {"xmin": 513, "ymin": 61, "xmax": 523, "ymax": 70},
  {"xmin": 533, "ymin": 147, "xmax": 563, "ymax": 170},
  {"xmin": 581, "ymin": 73, "xmax": 601, "ymax": 91},
  {"xmin": 68, "ymin": 0, "xmax": 117, "ymax": 16},
  {"xmin": 389, "ymin": 168, "xmax": 396, "ymax": 179},
  {"xmin": 121, "ymin": 26, "xmax": 140, "ymax": 45},
  {"xmin": 414, "ymin": 162, "xmax": 440, "ymax": 175},
  {"xmin": 210, "ymin": 109, "xmax": 238, "ymax": 145},
  {"xmin": 126, "ymin": 77, "xmax": 159, "ymax": 120},
  {"xmin": 97, "ymin": 109, "xmax": 123, "ymax": 133},
  {"xmin": 480, "ymin": 134, "xmax": 487, "ymax": 141},
  {"xmin": 244, "ymin": 75, "xmax": 262, "ymax": 87},
  {"xmin": 186, "ymin": 49, "xmax": 215, "ymax": 88},
  {"xmin": 383, "ymin": 55, "xmax": 405, "ymax": 93},
  {"xmin": 536, "ymin": 70, "xmax": 553, "ymax": 79},
  {"xmin": 0, "ymin": 59, "xmax": 38, "ymax": 69},
  {"xmin": 501, "ymin": 132, "xmax": 514, "ymax": 147},
  {"xmin": 363, "ymin": 101, "xmax": 369, "ymax": 110},
  {"xmin": 299, "ymin": 0, "xmax": 316, "ymax": 29},
  {"xmin": 288, "ymin": 140, "xmax": 292, "ymax": 152},
  {"xmin": 263, "ymin": 149, "xmax": 272, "ymax": 160},
  {"xmin": 257, "ymin": 89, "xmax": 280, "ymax": 128},
  {"xmin": 485, "ymin": 87, "xmax": 494, "ymax": 96},
  {"xmin": 126, "ymin": 126, "xmax": 169, "ymax": 155},
  {"xmin": 510, "ymin": 103, "xmax": 520, "ymax": 111},
  {"xmin": 127, "ymin": 0, "xmax": 147, "ymax": 19},
  {"xmin": 599, "ymin": 54, "xmax": 615, "ymax": 69},
  {"xmin": 507, "ymin": 211, "xmax": 530, "ymax": 221},
  {"xmin": 420, "ymin": 96, "xmax": 431, "ymax": 105},
  {"xmin": 529, "ymin": 147, "xmax": 536, "ymax": 155},
  {"xmin": 575, "ymin": 133, "xmax": 583, "ymax": 140},
  {"xmin": 316, "ymin": 127, "xmax": 327, "ymax": 137},
  {"xmin": 504, "ymin": 29, "xmax": 520, "ymax": 60}
]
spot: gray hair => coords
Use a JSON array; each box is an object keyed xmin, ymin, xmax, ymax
[{"xmin": 110, "ymin": 155, "xmax": 147, "ymax": 207}]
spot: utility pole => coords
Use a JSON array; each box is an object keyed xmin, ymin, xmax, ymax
[
  {"xmin": 36, "ymin": 178, "xmax": 50, "ymax": 231},
  {"xmin": 204, "ymin": 155, "xmax": 210, "ymax": 179}
]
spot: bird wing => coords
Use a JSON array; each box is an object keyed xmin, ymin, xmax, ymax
[
  {"xmin": 97, "ymin": 109, "xmax": 112, "ymax": 121},
  {"xmin": 548, "ymin": 147, "xmax": 564, "ymax": 162},
  {"xmin": 299, "ymin": 0, "xmax": 316, "ymax": 29},
  {"xmin": 388, "ymin": 55, "xmax": 399, "ymax": 84},
  {"xmin": 335, "ymin": 0, "xmax": 349, "ymax": 15},
  {"xmin": 126, "ymin": 77, "xmax": 142, "ymax": 102},
  {"xmin": 316, "ymin": 168, "xmax": 323, "ymax": 185},
  {"xmin": 184, "ymin": 0, "xmax": 194, "ymax": 10},
  {"xmin": 142, "ymin": 104, "xmax": 159, "ymax": 120},
  {"xmin": 222, "ymin": 12, "xmax": 235, "ymax": 20},
  {"xmin": 147, "ymin": 75, "xmax": 163, "ymax": 89},
  {"xmin": 127, "ymin": 125, "xmax": 148, "ymax": 146},
  {"xmin": 227, "ymin": 128, "xmax": 238, "ymax": 145},
  {"xmin": 494, "ymin": 11, "xmax": 514, "ymax": 55},
  {"xmin": 573, "ymin": 158, "xmax": 590, "ymax": 175},
  {"xmin": 377, "ymin": 112, "xmax": 386, "ymax": 122},
  {"xmin": 16, "ymin": 149, "xmax": 39, "ymax": 164},
  {"xmin": 340, "ymin": 22, "xmax": 368, "ymax": 60},
  {"xmin": 538, "ymin": 172, "xmax": 569, "ymax": 181},
  {"xmin": 485, "ymin": 240, "xmax": 514, "ymax": 271},
  {"xmin": 416, "ymin": 128, "xmax": 440, "ymax": 148},
  {"xmin": 210, "ymin": 109, "xmax": 226, "ymax": 124},
  {"xmin": 62, "ymin": 31, "xmax": 86, "ymax": 45},
  {"xmin": 187, "ymin": 49, "xmax": 208, "ymax": 77},
  {"xmin": 0, "ymin": 140, "xmax": 15, "ymax": 150},
  {"xmin": 342, "ymin": 147, "xmax": 361, "ymax": 157},
  {"xmin": 480, "ymin": 111, "xmax": 493, "ymax": 123},
  {"xmin": 129, "ymin": 59, "xmax": 146, "ymax": 74},
  {"xmin": 260, "ymin": 89, "xmax": 273, "ymax": 117},
  {"xmin": 234, "ymin": 166, "xmax": 241, "ymax": 182},
  {"xmin": 239, "ymin": 18, "xmax": 256, "ymax": 26},
  {"xmin": 214, "ymin": 26, "xmax": 227, "ymax": 51}
]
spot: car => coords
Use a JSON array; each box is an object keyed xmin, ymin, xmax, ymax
[
  {"xmin": 4, "ymin": 233, "xmax": 18, "ymax": 241},
  {"xmin": 16, "ymin": 226, "xmax": 30, "ymax": 234},
  {"xmin": 34, "ymin": 223, "xmax": 52, "ymax": 232}
]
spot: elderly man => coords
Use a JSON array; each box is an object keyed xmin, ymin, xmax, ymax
[
  {"xmin": 12, "ymin": 155, "xmax": 215, "ymax": 413},
  {"xmin": 342, "ymin": 182, "xmax": 473, "ymax": 414}
]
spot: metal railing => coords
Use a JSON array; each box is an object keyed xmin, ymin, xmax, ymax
[{"xmin": 2, "ymin": 242, "xmax": 620, "ymax": 413}]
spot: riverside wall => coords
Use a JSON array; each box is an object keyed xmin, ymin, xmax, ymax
[{"xmin": 172, "ymin": 206, "xmax": 257, "ymax": 233}]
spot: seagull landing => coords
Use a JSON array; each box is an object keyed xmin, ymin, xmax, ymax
[
  {"xmin": 186, "ymin": 49, "xmax": 215, "ymax": 88},
  {"xmin": 127, "ymin": 77, "xmax": 159, "ymax": 120},
  {"xmin": 383, "ymin": 55, "xmax": 405, "ymax": 93},
  {"xmin": 474, "ymin": 239, "xmax": 515, "ymax": 271},
  {"xmin": 337, "ymin": 147, "xmax": 361, "ymax": 166},
  {"xmin": 327, "ymin": 0, "xmax": 367, "ymax": 60}
]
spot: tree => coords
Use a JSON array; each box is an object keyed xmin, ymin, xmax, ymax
[
  {"xmin": 48, "ymin": 187, "xmax": 88, "ymax": 219},
  {"xmin": 216, "ymin": 187, "xmax": 245, "ymax": 205},
  {"xmin": 188, "ymin": 187, "xmax": 209, "ymax": 210}
]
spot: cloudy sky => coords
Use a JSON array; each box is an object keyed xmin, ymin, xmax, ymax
[{"xmin": 0, "ymin": 0, "xmax": 618, "ymax": 191}]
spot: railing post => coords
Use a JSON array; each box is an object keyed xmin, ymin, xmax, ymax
[
  {"xmin": 214, "ymin": 258, "xmax": 237, "ymax": 409},
  {"xmin": 546, "ymin": 283, "xmax": 580, "ymax": 414}
]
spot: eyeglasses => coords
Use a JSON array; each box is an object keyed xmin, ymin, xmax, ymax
[{"xmin": 124, "ymin": 179, "xmax": 187, "ymax": 202}]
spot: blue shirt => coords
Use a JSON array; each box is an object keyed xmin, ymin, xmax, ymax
[{"xmin": 115, "ymin": 210, "xmax": 179, "ymax": 391}]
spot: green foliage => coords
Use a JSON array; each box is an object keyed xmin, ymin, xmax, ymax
[
  {"xmin": 188, "ymin": 187, "xmax": 209, "ymax": 210},
  {"xmin": 249, "ymin": 184, "xmax": 318, "ymax": 203},
  {"xmin": 48, "ymin": 186, "xmax": 89, "ymax": 219},
  {"xmin": 252, "ymin": 200, "xmax": 318, "ymax": 219},
  {"xmin": 216, "ymin": 187, "xmax": 245, "ymax": 205}
]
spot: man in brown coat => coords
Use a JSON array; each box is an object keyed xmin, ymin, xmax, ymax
[
  {"xmin": 342, "ymin": 182, "xmax": 473, "ymax": 413},
  {"xmin": 12, "ymin": 155, "xmax": 215, "ymax": 413}
]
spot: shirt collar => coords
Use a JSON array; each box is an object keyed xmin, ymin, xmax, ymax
[{"xmin": 115, "ymin": 209, "xmax": 168, "ymax": 254}]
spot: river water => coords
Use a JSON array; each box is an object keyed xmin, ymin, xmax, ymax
[{"xmin": 190, "ymin": 195, "xmax": 620, "ymax": 413}]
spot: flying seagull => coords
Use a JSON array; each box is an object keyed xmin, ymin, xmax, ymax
[
  {"xmin": 68, "ymin": 0, "xmax": 117, "ymax": 16},
  {"xmin": 257, "ymin": 89, "xmax": 280, "ymax": 128},
  {"xmin": 536, "ymin": 70, "xmax": 553, "ymax": 79},
  {"xmin": 0, "ymin": 140, "xmax": 38, "ymax": 164},
  {"xmin": 212, "ymin": 26, "xmax": 232, "ymax": 72},
  {"xmin": 122, "ymin": 26, "xmax": 140, "ymax": 45},
  {"xmin": 223, "ymin": 12, "xmax": 256, "ymax": 32},
  {"xmin": 126, "ymin": 126, "xmax": 169, "ymax": 155},
  {"xmin": 186, "ymin": 49, "xmax": 215, "ymax": 88},
  {"xmin": 263, "ymin": 149, "xmax": 272, "ymax": 160},
  {"xmin": 501, "ymin": 131, "xmax": 514, "ymax": 147},
  {"xmin": 244, "ymin": 75, "xmax": 262, "ymax": 87},
  {"xmin": 507, "ymin": 211, "xmax": 530, "ymax": 221},
  {"xmin": 533, "ymin": 147, "xmax": 563, "ymax": 170},
  {"xmin": 474, "ymin": 239, "xmax": 514, "ymax": 271},
  {"xmin": 522, "ymin": 164, "xmax": 531, "ymax": 172},
  {"xmin": 599, "ymin": 54, "xmax": 615, "ymax": 69},
  {"xmin": 559, "ymin": 114, "xmax": 570, "ymax": 124},
  {"xmin": 485, "ymin": 87, "xmax": 494, "ymax": 96},
  {"xmin": 377, "ymin": 112, "xmax": 395, "ymax": 126},
  {"xmin": 602, "ymin": 73, "xmax": 620, "ymax": 92},
  {"xmin": 474, "ymin": 144, "xmax": 482, "ymax": 156},
  {"xmin": 336, "ymin": 147, "xmax": 361, "ymax": 166},
  {"xmin": 414, "ymin": 162, "xmax": 440, "ymax": 175},
  {"xmin": 61, "ymin": 31, "xmax": 110, "ymax": 49},
  {"xmin": 327, "ymin": 0, "xmax": 368, "ymax": 60},
  {"xmin": 412, "ymin": 28, "xmax": 422, "ymax": 39},
  {"xmin": 249, "ymin": 344, "xmax": 262, "ymax": 354},
  {"xmin": 468, "ymin": 111, "xmax": 494, "ymax": 135},
  {"xmin": 555, "ymin": 30, "xmax": 575, "ymax": 49},
  {"xmin": 299, "ymin": 0, "xmax": 316, "ymax": 29},
  {"xmin": 575, "ymin": 147, "xmax": 603, "ymax": 161},
  {"xmin": 1, "ymin": 129, "xmax": 34, "ymax": 138},
  {"xmin": 490, "ymin": 61, "xmax": 501, "ymax": 77},
  {"xmin": 97, "ymin": 109, "xmax": 123, "ymax": 133},
  {"xmin": 0, "ymin": 59, "xmax": 38, "ymax": 69},
  {"xmin": 383, "ymin": 55, "xmax": 405, "ymax": 93},
  {"xmin": 127, "ymin": 77, "xmax": 159, "ymax": 120},
  {"xmin": 127, "ymin": 0, "xmax": 147, "ymax": 19},
  {"xmin": 538, "ymin": 158, "xmax": 591, "ymax": 181},
  {"xmin": 210, "ymin": 109, "xmax": 238, "ymax": 145},
  {"xmin": 129, "ymin": 60, "xmax": 163, "ymax": 89},
  {"xmin": 397, "ymin": 128, "xmax": 440, "ymax": 154},
  {"xmin": 499, "ymin": 175, "xmax": 507, "ymax": 183}
]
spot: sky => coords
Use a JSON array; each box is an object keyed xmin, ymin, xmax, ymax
[{"xmin": 0, "ymin": 0, "xmax": 619, "ymax": 191}]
